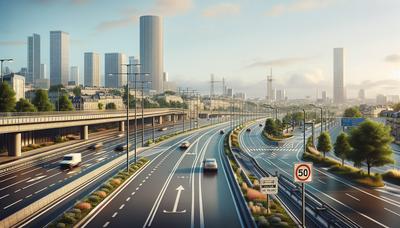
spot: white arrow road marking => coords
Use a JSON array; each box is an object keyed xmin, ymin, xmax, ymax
[
  {"xmin": 163, "ymin": 185, "xmax": 186, "ymax": 213},
  {"xmin": 27, "ymin": 175, "xmax": 46, "ymax": 183}
]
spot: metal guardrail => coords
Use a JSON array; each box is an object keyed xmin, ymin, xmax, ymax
[{"xmin": 222, "ymin": 132, "xmax": 257, "ymax": 228}]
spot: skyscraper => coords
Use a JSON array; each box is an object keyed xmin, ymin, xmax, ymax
[
  {"xmin": 84, "ymin": 52, "xmax": 100, "ymax": 87},
  {"xmin": 27, "ymin": 33, "xmax": 40, "ymax": 85},
  {"xmin": 40, "ymin": 63, "xmax": 46, "ymax": 79},
  {"xmin": 140, "ymin": 15, "xmax": 163, "ymax": 93},
  {"xmin": 358, "ymin": 89, "xmax": 365, "ymax": 101},
  {"xmin": 128, "ymin": 56, "xmax": 141, "ymax": 87},
  {"xmin": 333, "ymin": 48, "xmax": 345, "ymax": 103},
  {"xmin": 50, "ymin": 31, "xmax": 69, "ymax": 86},
  {"xmin": 104, "ymin": 53, "xmax": 127, "ymax": 88},
  {"xmin": 70, "ymin": 66, "xmax": 79, "ymax": 85}
]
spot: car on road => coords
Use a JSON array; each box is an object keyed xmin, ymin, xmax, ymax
[
  {"xmin": 203, "ymin": 158, "xmax": 218, "ymax": 172},
  {"xmin": 60, "ymin": 153, "xmax": 81, "ymax": 168},
  {"xmin": 89, "ymin": 142, "xmax": 103, "ymax": 150},
  {"xmin": 158, "ymin": 127, "xmax": 168, "ymax": 131},
  {"xmin": 115, "ymin": 143, "xmax": 131, "ymax": 152},
  {"xmin": 180, "ymin": 141, "xmax": 190, "ymax": 149},
  {"xmin": 246, "ymin": 128, "xmax": 251, "ymax": 132},
  {"xmin": 259, "ymin": 124, "xmax": 263, "ymax": 127},
  {"xmin": 219, "ymin": 129, "xmax": 225, "ymax": 134}
]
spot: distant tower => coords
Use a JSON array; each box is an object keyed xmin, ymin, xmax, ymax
[
  {"xmin": 50, "ymin": 31, "xmax": 69, "ymax": 86},
  {"xmin": 140, "ymin": 15, "xmax": 163, "ymax": 93},
  {"xmin": 27, "ymin": 33, "xmax": 40, "ymax": 85},
  {"xmin": 333, "ymin": 48, "xmax": 345, "ymax": 103},
  {"xmin": 267, "ymin": 68, "xmax": 273, "ymax": 102},
  {"xmin": 84, "ymin": 52, "xmax": 100, "ymax": 87}
]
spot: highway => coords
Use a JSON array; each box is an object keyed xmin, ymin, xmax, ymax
[
  {"xmin": 0, "ymin": 118, "xmax": 211, "ymax": 221},
  {"xmin": 239, "ymin": 120, "xmax": 400, "ymax": 228},
  {"xmin": 79, "ymin": 122, "xmax": 245, "ymax": 228}
]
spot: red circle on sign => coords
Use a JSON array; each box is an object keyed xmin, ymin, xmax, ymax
[{"xmin": 295, "ymin": 164, "xmax": 311, "ymax": 181}]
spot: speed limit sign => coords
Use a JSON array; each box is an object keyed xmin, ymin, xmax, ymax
[{"xmin": 294, "ymin": 162, "xmax": 313, "ymax": 183}]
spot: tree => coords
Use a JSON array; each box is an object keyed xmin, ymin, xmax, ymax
[
  {"xmin": 106, "ymin": 102, "xmax": 117, "ymax": 110},
  {"xmin": 15, "ymin": 98, "xmax": 37, "ymax": 112},
  {"xmin": 348, "ymin": 119, "xmax": 394, "ymax": 175},
  {"xmin": 264, "ymin": 118, "xmax": 276, "ymax": 135},
  {"xmin": 306, "ymin": 136, "xmax": 314, "ymax": 149},
  {"xmin": 33, "ymin": 89, "xmax": 54, "ymax": 111},
  {"xmin": 72, "ymin": 86, "xmax": 81, "ymax": 97},
  {"xmin": 334, "ymin": 132, "xmax": 352, "ymax": 166},
  {"xmin": 392, "ymin": 103, "xmax": 400, "ymax": 112},
  {"xmin": 343, "ymin": 107, "xmax": 362, "ymax": 118},
  {"xmin": 317, "ymin": 131, "xmax": 332, "ymax": 158},
  {"xmin": 274, "ymin": 119, "xmax": 283, "ymax": 136},
  {"xmin": 56, "ymin": 95, "xmax": 74, "ymax": 111},
  {"xmin": 164, "ymin": 90, "xmax": 176, "ymax": 95},
  {"xmin": 98, "ymin": 103, "xmax": 104, "ymax": 110},
  {"xmin": 122, "ymin": 86, "xmax": 136, "ymax": 108},
  {"xmin": 49, "ymin": 84, "xmax": 65, "ymax": 93},
  {"xmin": 0, "ymin": 81, "xmax": 16, "ymax": 112}
]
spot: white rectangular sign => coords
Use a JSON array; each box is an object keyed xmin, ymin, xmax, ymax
[
  {"xmin": 260, "ymin": 177, "xmax": 278, "ymax": 195},
  {"xmin": 293, "ymin": 162, "xmax": 313, "ymax": 183}
]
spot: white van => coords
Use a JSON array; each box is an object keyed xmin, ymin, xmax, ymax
[{"xmin": 60, "ymin": 153, "xmax": 82, "ymax": 168}]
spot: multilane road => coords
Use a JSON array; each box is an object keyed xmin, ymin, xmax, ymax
[
  {"xmin": 240, "ymin": 120, "xmax": 400, "ymax": 228},
  {"xmin": 81, "ymin": 122, "xmax": 245, "ymax": 228},
  {"xmin": 0, "ymin": 119, "xmax": 211, "ymax": 221}
]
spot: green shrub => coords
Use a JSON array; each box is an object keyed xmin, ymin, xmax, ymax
[
  {"xmin": 88, "ymin": 195, "xmax": 101, "ymax": 204},
  {"xmin": 56, "ymin": 223, "xmax": 66, "ymax": 228},
  {"xmin": 102, "ymin": 183, "xmax": 114, "ymax": 191},
  {"xmin": 60, "ymin": 213, "xmax": 76, "ymax": 224}
]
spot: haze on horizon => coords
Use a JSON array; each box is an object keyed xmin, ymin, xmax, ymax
[{"xmin": 1, "ymin": 0, "xmax": 400, "ymax": 99}]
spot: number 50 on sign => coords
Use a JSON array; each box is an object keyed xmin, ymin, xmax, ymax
[{"xmin": 294, "ymin": 162, "xmax": 313, "ymax": 183}]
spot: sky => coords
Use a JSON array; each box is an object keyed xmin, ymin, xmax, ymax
[{"xmin": 1, "ymin": 0, "xmax": 400, "ymax": 99}]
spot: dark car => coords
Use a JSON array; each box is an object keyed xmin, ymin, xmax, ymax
[
  {"xmin": 88, "ymin": 142, "xmax": 103, "ymax": 150},
  {"xmin": 219, "ymin": 130, "xmax": 225, "ymax": 134},
  {"xmin": 115, "ymin": 143, "xmax": 131, "ymax": 152},
  {"xmin": 246, "ymin": 128, "xmax": 251, "ymax": 132},
  {"xmin": 180, "ymin": 141, "xmax": 190, "ymax": 149},
  {"xmin": 259, "ymin": 124, "xmax": 263, "ymax": 127}
]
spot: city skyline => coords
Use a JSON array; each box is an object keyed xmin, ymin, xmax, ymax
[{"xmin": 1, "ymin": 0, "xmax": 400, "ymax": 98}]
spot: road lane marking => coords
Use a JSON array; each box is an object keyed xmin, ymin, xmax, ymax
[
  {"xmin": 119, "ymin": 204, "xmax": 125, "ymax": 210},
  {"xmin": 0, "ymin": 194, "xmax": 9, "ymax": 200},
  {"xmin": 131, "ymin": 192, "xmax": 135, "ymax": 195},
  {"xmin": 345, "ymin": 193, "xmax": 360, "ymax": 201},
  {"xmin": 112, "ymin": 212, "xmax": 118, "ymax": 218},
  {"xmin": 27, "ymin": 175, "xmax": 47, "ymax": 183},
  {"xmin": 0, "ymin": 175, "xmax": 16, "ymax": 183},
  {"xmin": 21, "ymin": 167, "xmax": 42, "ymax": 175},
  {"xmin": 384, "ymin": 207, "xmax": 400, "ymax": 217},
  {"xmin": 35, "ymin": 187, "xmax": 48, "ymax": 194},
  {"xmin": 103, "ymin": 221, "xmax": 110, "ymax": 227},
  {"xmin": 317, "ymin": 179, "xmax": 326, "ymax": 184},
  {"xmin": 126, "ymin": 197, "xmax": 130, "ymax": 202},
  {"xmin": 0, "ymin": 177, "xmax": 31, "ymax": 191},
  {"xmin": 14, "ymin": 189, "xmax": 21, "ymax": 193},
  {"xmin": 25, "ymin": 194, "xmax": 32, "ymax": 198},
  {"xmin": 3, "ymin": 199, "xmax": 23, "ymax": 210}
]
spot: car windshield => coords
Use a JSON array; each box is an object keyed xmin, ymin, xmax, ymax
[
  {"xmin": 205, "ymin": 159, "xmax": 216, "ymax": 163},
  {"xmin": 63, "ymin": 156, "xmax": 73, "ymax": 160}
]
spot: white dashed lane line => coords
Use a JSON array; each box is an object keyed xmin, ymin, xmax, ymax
[
  {"xmin": 112, "ymin": 212, "xmax": 118, "ymax": 218},
  {"xmin": 103, "ymin": 221, "xmax": 110, "ymax": 227},
  {"xmin": 119, "ymin": 204, "xmax": 125, "ymax": 210},
  {"xmin": 345, "ymin": 193, "xmax": 360, "ymax": 202}
]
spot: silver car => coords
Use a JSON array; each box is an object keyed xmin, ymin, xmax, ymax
[{"xmin": 203, "ymin": 158, "xmax": 218, "ymax": 172}]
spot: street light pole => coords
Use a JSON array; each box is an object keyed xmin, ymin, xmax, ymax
[
  {"xmin": 303, "ymin": 109, "xmax": 306, "ymax": 155},
  {"xmin": 310, "ymin": 104, "xmax": 324, "ymax": 135}
]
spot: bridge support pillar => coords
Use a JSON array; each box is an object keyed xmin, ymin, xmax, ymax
[
  {"xmin": 8, "ymin": 133, "xmax": 22, "ymax": 157},
  {"xmin": 158, "ymin": 116, "xmax": 163, "ymax": 125},
  {"xmin": 81, "ymin": 125, "xmax": 89, "ymax": 140},
  {"xmin": 119, "ymin": 121, "xmax": 125, "ymax": 132}
]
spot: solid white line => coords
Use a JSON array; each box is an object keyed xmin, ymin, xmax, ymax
[
  {"xmin": 345, "ymin": 193, "xmax": 360, "ymax": 201},
  {"xmin": 384, "ymin": 207, "xmax": 400, "ymax": 217},
  {"xmin": 3, "ymin": 199, "xmax": 23, "ymax": 210}
]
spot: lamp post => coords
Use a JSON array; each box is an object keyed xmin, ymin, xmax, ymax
[
  {"xmin": 310, "ymin": 104, "xmax": 324, "ymax": 135},
  {"xmin": 303, "ymin": 109, "xmax": 306, "ymax": 154},
  {"xmin": 0, "ymin": 58, "xmax": 13, "ymax": 82}
]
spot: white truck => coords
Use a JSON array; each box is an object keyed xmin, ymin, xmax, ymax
[{"xmin": 60, "ymin": 153, "xmax": 82, "ymax": 168}]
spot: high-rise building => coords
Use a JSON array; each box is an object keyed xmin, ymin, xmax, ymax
[
  {"xmin": 140, "ymin": 15, "xmax": 164, "ymax": 93},
  {"xmin": 50, "ymin": 31, "xmax": 69, "ymax": 86},
  {"xmin": 227, "ymin": 88, "xmax": 233, "ymax": 97},
  {"xmin": 128, "ymin": 56, "xmax": 141, "ymax": 87},
  {"xmin": 40, "ymin": 63, "xmax": 46, "ymax": 79},
  {"xmin": 376, "ymin": 94, "xmax": 387, "ymax": 105},
  {"xmin": 27, "ymin": 33, "xmax": 40, "ymax": 85},
  {"xmin": 84, "ymin": 52, "xmax": 100, "ymax": 87},
  {"xmin": 104, "ymin": 53, "xmax": 127, "ymax": 88},
  {"xmin": 333, "ymin": 48, "xmax": 345, "ymax": 103},
  {"xmin": 322, "ymin": 90, "xmax": 327, "ymax": 101},
  {"xmin": 276, "ymin": 89, "xmax": 286, "ymax": 101},
  {"xmin": 358, "ymin": 89, "xmax": 365, "ymax": 101},
  {"xmin": 70, "ymin": 66, "xmax": 79, "ymax": 85}
]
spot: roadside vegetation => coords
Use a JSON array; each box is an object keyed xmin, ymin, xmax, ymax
[
  {"xmin": 226, "ymin": 128, "xmax": 296, "ymax": 227},
  {"xmin": 303, "ymin": 119, "xmax": 396, "ymax": 187},
  {"xmin": 263, "ymin": 118, "xmax": 293, "ymax": 141},
  {"xmin": 49, "ymin": 157, "xmax": 149, "ymax": 228}
]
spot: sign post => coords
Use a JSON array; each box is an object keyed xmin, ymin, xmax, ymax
[
  {"xmin": 260, "ymin": 176, "xmax": 278, "ymax": 214},
  {"xmin": 294, "ymin": 162, "xmax": 313, "ymax": 228}
]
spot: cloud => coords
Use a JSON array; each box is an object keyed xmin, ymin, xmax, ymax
[
  {"xmin": 152, "ymin": 0, "xmax": 193, "ymax": 16},
  {"xmin": 284, "ymin": 70, "xmax": 325, "ymax": 87},
  {"xmin": 32, "ymin": 0, "xmax": 90, "ymax": 5},
  {"xmin": 385, "ymin": 54, "xmax": 400, "ymax": 63},
  {"xmin": 202, "ymin": 3, "xmax": 241, "ymax": 18},
  {"xmin": 94, "ymin": 0, "xmax": 192, "ymax": 32},
  {"xmin": 0, "ymin": 40, "xmax": 26, "ymax": 46},
  {"xmin": 265, "ymin": 0, "xmax": 334, "ymax": 16},
  {"xmin": 347, "ymin": 80, "xmax": 400, "ymax": 90},
  {"xmin": 245, "ymin": 57, "xmax": 311, "ymax": 69}
]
